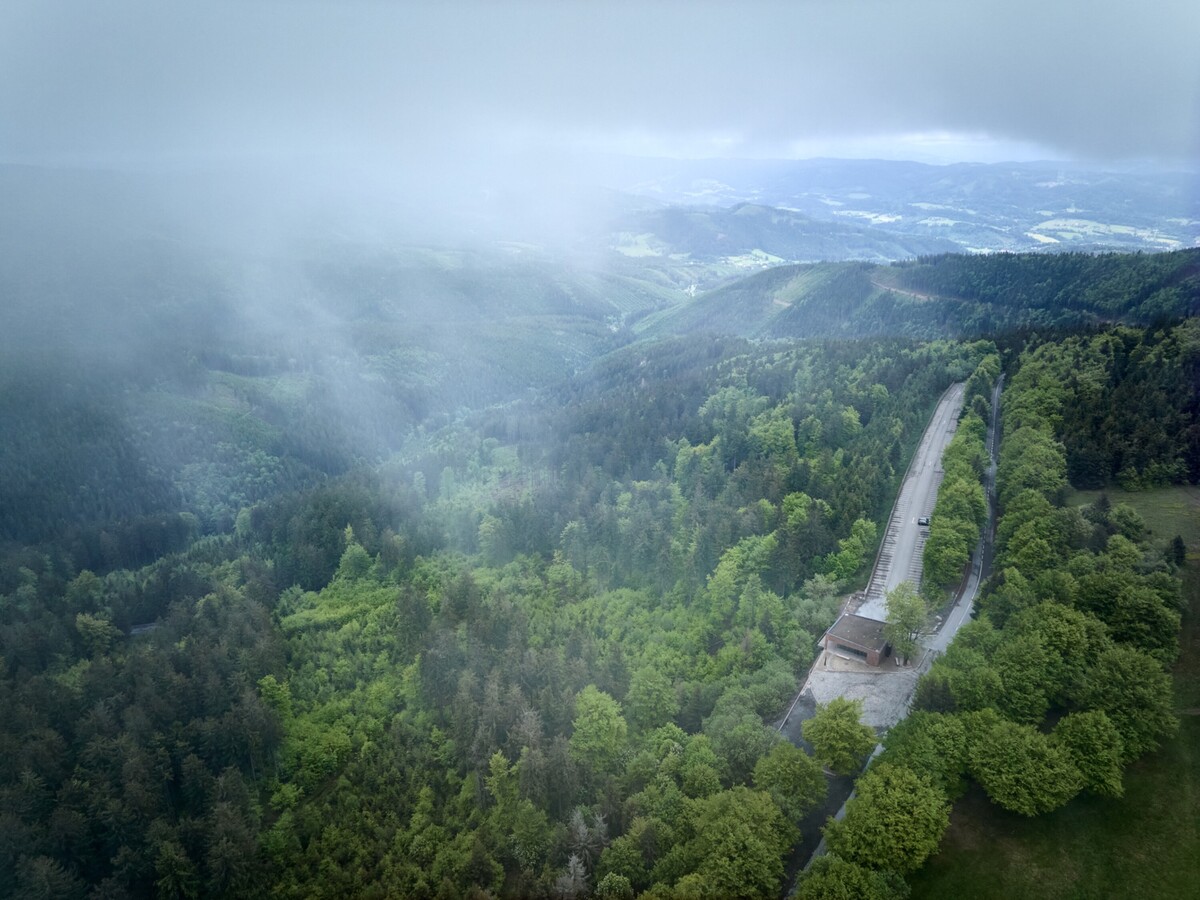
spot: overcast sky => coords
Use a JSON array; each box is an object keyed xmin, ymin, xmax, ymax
[{"xmin": 2, "ymin": 0, "xmax": 1198, "ymax": 169}]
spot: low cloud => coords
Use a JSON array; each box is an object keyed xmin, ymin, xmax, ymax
[{"xmin": 1, "ymin": 1, "xmax": 1197, "ymax": 168}]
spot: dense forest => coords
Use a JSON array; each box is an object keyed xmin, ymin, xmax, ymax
[
  {"xmin": 793, "ymin": 321, "xmax": 1195, "ymax": 897},
  {"xmin": 0, "ymin": 329, "xmax": 995, "ymax": 897},
  {"xmin": 1, "ymin": 240, "xmax": 1198, "ymax": 898},
  {"xmin": 642, "ymin": 248, "xmax": 1200, "ymax": 341}
]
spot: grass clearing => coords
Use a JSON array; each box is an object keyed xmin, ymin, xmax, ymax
[
  {"xmin": 910, "ymin": 715, "xmax": 1200, "ymax": 900},
  {"xmin": 1065, "ymin": 485, "xmax": 1200, "ymax": 557},
  {"xmin": 612, "ymin": 232, "xmax": 665, "ymax": 258},
  {"xmin": 722, "ymin": 249, "xmax": 786, "ymax": 268},
  {"xmin": 910, "ymin": 488, "xmax": 1200, "ymax": 899},
  {"xmin": 1172, "ymin": 550, "xmax": 1200, "ymax": 711}
]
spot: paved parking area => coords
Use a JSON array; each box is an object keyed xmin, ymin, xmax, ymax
[{"xmin": 783, "ymin": 649, "xmax": 930, "ymax": 734}]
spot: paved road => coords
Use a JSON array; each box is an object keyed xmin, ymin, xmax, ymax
[
  {"xmin": 857, "ymin": 382, "xmax": 966, "ymax": 621},
  {"xmin": 927, "ymin": 374, "xmax": 1003, "ymax": 652},
  {"xmin": 791, "ymin": 376, "xmax": 1004, "ymax": 885},
  {"xmin": 775, "ymin": 380, "xmax": 974, "ymax": 741}
]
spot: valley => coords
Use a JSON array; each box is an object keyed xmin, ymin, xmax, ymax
[
  {"xmin": 0, "ymin": 163, "xmax": 1197, "ymax": 900},
  {"xmin": 4, "ymin": 3, "xmax": 1199, "ymax": 896}
]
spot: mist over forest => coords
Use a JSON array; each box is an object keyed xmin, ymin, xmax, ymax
[
  {"xmin": 3, "ymin": 2, "xmax": 1200, "ymax": 898},
  {"xmin": 2, "ymin": 149, "xmax": 1198, "ymax": 899}
]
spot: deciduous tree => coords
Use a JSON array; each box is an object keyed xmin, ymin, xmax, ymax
[
  {"xmin": 672, "ymin": 787, "xmax": 797, "ymax": 899},
  {"xmin": 569, "ymin": 685, "xmax": 629, "ymax": 775},
  {"xmin": 968, "ymin": 720, "xmax": 1083, "ymax": 816},
  {"xmin": 824, "ymin": 763, "xmax": 949, "ymax": 875},
  {"xmin": 804, "ymin": 697, "xmax": 877, "ymax": 776},
  {"xmin": 795, "ymin": 854, "xmax": 910, "ymax": 900},
  {"xmin": 1079, "ymin": 646, "xmax": 1178, "ymax": 761},
  {"xmin": 753, "ymin": 741, "xmax": 828, "ymax": 821},
  {"xmin": 878, "ymin": 711, "xmax": 969, "ymax": 798},
  {"xmin": 1052, "ymin": 710, "xmax": 1125, "ymax": 799},
  {"xmin": 883, "ymin": 582, "xmax": 926, "ymax": 662}
]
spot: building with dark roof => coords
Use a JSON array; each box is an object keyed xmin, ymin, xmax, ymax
[{"xmin": 822, "ymin": 613, "xmax": 891, "ymax": 666}]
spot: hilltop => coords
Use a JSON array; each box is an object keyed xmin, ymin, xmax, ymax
[{"xmin": 638, "ymin": 248, "xmax": 1200, "ymax": 340}]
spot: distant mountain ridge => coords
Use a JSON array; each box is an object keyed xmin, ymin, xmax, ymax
[
  {"xmin": 606, "ymin": 157, "xmax": 1200, "ymax": 255},
  {"xmin": 609, "ymin": 201, "xmax": 958, "ymax": 264},
  {"xmin": 638, "ymin": 248, "xmax": 1200, "ymax": 341}
]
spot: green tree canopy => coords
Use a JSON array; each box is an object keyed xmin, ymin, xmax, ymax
[
  {"xmin": 997, "ymin": 426, "xmax": 1067, "ymax": 509},
  {"xmin": 1052, "ymin": 710, "xmax": 1125, "ymax": 799},
  {"xmin": 1079, "ymin": 645, "xmax": 1178, "ymax": 761},
  {"xmin": 992, "ymin": 634, "xmax": 1052, "ymax": 725},
  {"xmin": 594, "ymin": 871, "xmax": 635, "ymax": 900},
  {"xmin": 752, "ymin": 741, "xmax": 828, "ymax": 821},
  {"xmin": 570, "ymin": 685, "xmax": 629, "ymax": 775},
  {"xmin": 1008, "ymin": 602, "xmax": 1112, "ymax": 706},
  {"xmin": 968, "ymin": 720, "xmax": 1084, "ymax": 816},
  {"xmin": 883, "ymin": 582, "xmax": 926, "ymax": 662},
  {"xmin": 626, "ymin": 667, "xmax": 679, "ymax": 732},
  {"xmin": 664, "ymin": 787, "xmax": 797, "ymax": 899},
  {"xmin": 923, "ymin": 519, "xmax": 972, "ymax": 586},
  {"xmin": 823, "ymin": 763, "xmax": 950, "ymax": 875},
  {"xmin": 877, "ymin": 711, "xmax": 969, "ymax": 798},
  {"xmin": 804, "ymin": 697, "xmax": 877, "ymax": 776},
  {"xmin": 795, "ymin": 854, "xmax": 910, "ymax": 900}
]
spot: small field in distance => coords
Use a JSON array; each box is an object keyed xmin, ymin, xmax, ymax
[
  {"xmin": 1065, "ymin": 485, "xmax": 1200, "ymax": 558},
  {"xmin": 909, "ymin": 485, "xmax": 1200, "ymax": 899}
]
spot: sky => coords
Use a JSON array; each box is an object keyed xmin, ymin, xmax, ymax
[{"xmin": 2, "ymin": 0, "xmax": 1199, "ymax": 170}]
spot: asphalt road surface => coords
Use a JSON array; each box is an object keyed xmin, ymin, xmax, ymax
[
  {"xmin": 787, "ymin": 376, "xmax": 1004, "ymax": 886},
  {"xmin": 857, "ymin": 382, "xmax": 966, "ymax": 621}
]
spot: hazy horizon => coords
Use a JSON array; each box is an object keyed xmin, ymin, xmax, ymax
[{"xmin": 4, "ymin": 1, "xmax": 1197, "ymax": 177}]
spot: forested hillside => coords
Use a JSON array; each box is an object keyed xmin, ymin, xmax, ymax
[
  {"xmin": 791, "ymin": 320, "xmax": 1196, "ymax": 898},
  {"xmin": 2, "ymin": 189, "xmax": 1199, "ymax": 900},
  {"xmin": 993, "ymin": 322, "xmax": 1200, "ymax": 489},
  {"xmin": 642, "ymin": 249, "xmax": 1200, "ymax": 341},
  {"xmin": 4, "ymin": 0, "xmax": 1200, "ymax": 895},
  {"xmin": 0, "ymin": 227, "xmax": 683, "ymax": 553},
  {"xmin": 0, "ymin": 331, "xmax": 996, "ymax": 898}
]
